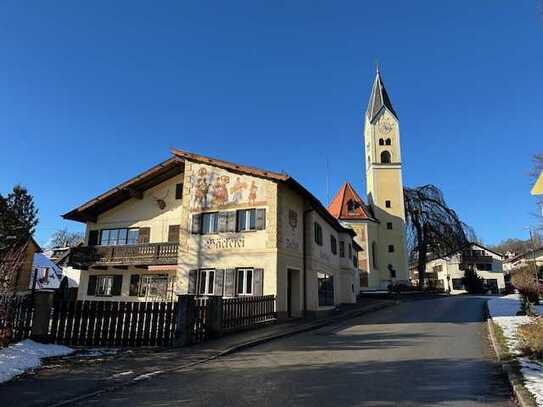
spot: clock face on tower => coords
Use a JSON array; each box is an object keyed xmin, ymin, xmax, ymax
[{"xmin": 379, "ymin": 116, "xmax": 394, "ymax": 135}]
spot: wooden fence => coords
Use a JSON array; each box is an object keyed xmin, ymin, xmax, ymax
[
  {"xmin": 223, "ymin": 295, "xmax": 276, "ymax": 332},
  {"xmin": 191, "ymin": 297, "xmax": 209, "ymax": 344},
  {"xmin": 0, "ymin": 295, "xmax": 34, "ymax": 346},
  {"xmin": 49, "ymin": 300, "xmax": 178, "ymax": 347}
]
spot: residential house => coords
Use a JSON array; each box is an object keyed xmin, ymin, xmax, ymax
[
  {"xmin": 410, "ymin": 243, "xmax": 506, "ymax": 294},
  {"xmin": 63, "ymin": 149, "xmax": 361, "ymax": 318},
  {"xmin": 503, "ymin": 247, "xmax": 543, "ymax": 275}
]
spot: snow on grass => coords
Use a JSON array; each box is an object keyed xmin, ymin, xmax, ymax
[
  {"xmin": 0, "ymin": 339, "xmax": 73, "ymax": 383},
  {"xmin": 488, "ymin": 294, "xmax": 543, "ymax": 406}
]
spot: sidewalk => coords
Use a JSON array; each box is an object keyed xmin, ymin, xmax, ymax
[{"xmin": 0, "ymin": 298, "xmax": 393, "ymax": 407}]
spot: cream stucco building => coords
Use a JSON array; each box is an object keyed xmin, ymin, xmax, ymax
[
  {"xmin": 64, "ymin": 149, "xmax": 361, "ymax": 318},
  {"xmin": 328, "ymin": 68, "xmax": 409, "ymax": 290},
  {"xmin": 410, "ymin": 243, "xmax": 506, "ymax": 294}
]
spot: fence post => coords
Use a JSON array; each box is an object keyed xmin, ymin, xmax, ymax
[
  {"xmin": 30, "ymin": 291, "xmax": 54, "ymax": 343},
  {"xmin": 208, "ymin": 296, "xmax": 223, "ymax": 339},
  {"xmin": 173, "ymin": 295, "xmax": 194, "ymax": 346}
]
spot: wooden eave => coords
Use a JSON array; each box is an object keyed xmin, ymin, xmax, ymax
[{"xmin": 62, "ymin": 157, "xmax": 184, "ymax": 223}]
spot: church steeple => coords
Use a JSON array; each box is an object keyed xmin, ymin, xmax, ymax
[{"xmin": 366, "ymin": 67, "xmax": 398, "ymax": 123}]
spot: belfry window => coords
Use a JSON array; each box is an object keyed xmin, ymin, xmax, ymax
[
  {"xmin": 380, "ymin": 151, "xmax": 391, "ymax": 164},
  {"xmin": 379, "ymin": 138, "xmax": 385, "ymax": 146},
  {"xmin": 385, "ymin": 138, "xmax": 391, "ymax": 146}
]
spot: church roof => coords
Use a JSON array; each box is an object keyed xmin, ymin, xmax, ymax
[
  {"xmin": 366, "ymin": 68, "xmax": 398, "ymax": 123},
  {"xmin": 327, "ymin": 182, "xmax": 376, "ymax": 221}
]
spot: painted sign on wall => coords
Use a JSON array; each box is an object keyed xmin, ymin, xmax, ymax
[{"xmin": 189, "ymin": 164, "xmax": 267, "ymax": 211}]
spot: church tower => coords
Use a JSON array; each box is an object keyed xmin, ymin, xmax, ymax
[{"xmin": 364, "ymin": 68, "xmax": 409, "ymax": 286}]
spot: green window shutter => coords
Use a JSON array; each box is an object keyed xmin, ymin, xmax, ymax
[
  {"xmin": 256, "ymin": 208, "xmax": 266, "ymax": 230},
  {"xmin": 226, "ymin": 211, "xmax": 237, "ymax": 233},
  {"xmin": 191, "ymin": 214, "xmax": 201, "ymax": 234},
  {"xmin": 88, "ymin": 230, "xmax": 99, "ymax": 246},
  {"xmin": 218, "ymin": 212, "xmax": 228, "ymax": 233},
  {"xmin": 138, "ymin": 227, "xmax": 151, "ymax": 243},
  {"xmin": 188, "ymin": 270, "xmax": 198, "ymax": 294},
  {"xmin": 87, "ymin": 275, "xmax": 97, "ymax": 296},
  {"xmin": 129, "ymin": 274, "xmax": 140, "ymax": 296},
  {"xmin": 253, "ymin": 268, "xmax": 264, "ymax": 296},
  {"xmin": 111, "ymin": 275, "xmax": 123, "ymax": 296},
  {"xmin": 168, "ymin": 225, "xmax": 180, "ymax": 243},
  {"xmin": 224, "ymin": 269, "xmax": 236, "ymax": 297},
  {"xmin": 214, "ymin": 269, "xmax": 225, "ymax": 296}
]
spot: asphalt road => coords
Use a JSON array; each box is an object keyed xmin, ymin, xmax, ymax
[{"xmin": 80, "ymin": 296, "xmax": 513, "ymax": 407}]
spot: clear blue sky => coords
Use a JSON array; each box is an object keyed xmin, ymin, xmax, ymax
[{"xmin": 1, "ymin": 1, "xmax": 542, "ymax": 247}]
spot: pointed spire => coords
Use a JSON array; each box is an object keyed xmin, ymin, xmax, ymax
[
  {"xmin": 327, "ymin": 182, "xmax": 375, "ymax": 221},
  {"xmin": 366, "ymin": 67, "xmax": 398, "ymax": 123}
]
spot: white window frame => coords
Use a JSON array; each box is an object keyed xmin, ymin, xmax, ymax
[
  {"xmin": 198, "ymin": 269, "xmax": 215, "ymax": 295},
  {"xmin": 96, "ymin": 275, "xmax": 114, "ymax": 297},
  {"xmin": 237, "ymin": 268, "xmax": 253, "ymax": 296},
  {"xmin": 201, "ymin": 212, "xmax": 219, "ymax": 235},
  {"xmin": 237, "ymin": 209, "xmax": 256, "ymax": 232}
]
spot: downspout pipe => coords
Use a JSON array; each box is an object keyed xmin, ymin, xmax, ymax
[{"xmin": 302, "ymin": 207, "xmax": 315, "ymax": 317}]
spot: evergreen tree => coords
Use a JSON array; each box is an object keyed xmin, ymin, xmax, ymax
[{"xmin": 462, "ymin": 267, "xmax": 485, "ymax": 294}]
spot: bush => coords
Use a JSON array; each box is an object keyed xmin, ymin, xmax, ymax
[
  {"xmin": 517, "ymin": 318, "xmax": 543, "ymax": 360},
  {"xmin": 511, "ymin": 267, "xmax": 540, "ymax": 304},
  {"xmin": 463, "ymin": 268, "xmax": 485, "ymax": 294}
]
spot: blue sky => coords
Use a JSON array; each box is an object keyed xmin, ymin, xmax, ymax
[{"xmin": 0, "ymin": 1, "xmax": 542, "ymax": 247}]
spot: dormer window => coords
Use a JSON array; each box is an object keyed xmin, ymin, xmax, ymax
[{"xmin": 347, "ymin": 199, "xmax": 357, "ymax": 214}]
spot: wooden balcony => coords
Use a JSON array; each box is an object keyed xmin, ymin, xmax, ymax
[
  {"xmin": 70, "ymin": 243, "xmax": 179, "ymax": 268},
  {"xmin": 460, "ymin": 254, "xmax": 493, "ymax": 264}
]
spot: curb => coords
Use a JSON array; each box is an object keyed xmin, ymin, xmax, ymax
[
  {"xmin": 485, "ymin": 302, "xmax": 537, "ymax": 407},
  {"xmin": 49, "ymin": 301, "xmax": 393, "ymax": 407}
]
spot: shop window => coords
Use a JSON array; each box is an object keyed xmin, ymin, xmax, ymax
[{"xmin": 318, "ymin": 273, "xmax": 334, "ymax": 306}]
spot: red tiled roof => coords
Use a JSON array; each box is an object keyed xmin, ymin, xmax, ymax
[{"xmin": 327, "ymin": 182, "xmax": 375, "ymax": 221}]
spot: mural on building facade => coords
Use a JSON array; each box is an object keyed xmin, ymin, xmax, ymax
[{"xmin": 189, "ymin": 164, "xmax": 267, "ymax": 211}]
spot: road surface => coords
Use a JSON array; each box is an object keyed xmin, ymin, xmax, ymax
[{"xmin": 80, "ymin": 296, "xmax": 513, "ymax": 406}]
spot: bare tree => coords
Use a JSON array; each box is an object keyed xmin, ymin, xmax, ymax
[
  {"xmin": 47, "ymin": 228, "xmax": 84, "ymax": 249},
  {"xmin": 404, "ymin": 185, "xmax": 471, "ymax": 289}
]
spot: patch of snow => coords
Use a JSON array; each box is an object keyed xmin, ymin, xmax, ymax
[
  {"xmin": 488, "ymin": 295, "xmax": 543, "ymax": 405},
  {"xmin": 0, "ymin": 340, "xmax": 73, "ymax": 383}
]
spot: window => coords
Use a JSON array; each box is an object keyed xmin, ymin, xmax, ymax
[
  {"xmin": 330, "ymin": 235, "xmax": 337, "ymax": 255},
  {"xmin": 139, "ymin": 274, "xmax": 170, "ymax": 298},
  {"xmin": 353, "ymin": 250, "xmax": 358, "ymax": 267},
  {"xmin": 237, "ymin": 209, "xmax": 256, "ymax": 232},
  {"xmin": 199, "ymin": 270, "xmax": 215, "ymax": 295},
  {"xmin": 314, "ymin": 222, "xmax": 323, "ymax": 246},
  {"xmin": 175, "ymin": 183, "xmax": 183, "ymax": 200},
  {"xmin": 348, "ymin": 243, "xmax": 352, "ymax": 259},
  {"xmin": 387, "ymin": 222, "xmax": 393, "ymax": 230},
  {"xmin": 201, "ymin": 212, "xmax": 219, "ymax": 234},
  {"xmin": 380, "ymin": 151, "xmax": 391, "ymax": 164},
  {"xmin": 347, "ymin": 200, "xmax": 357, "ymax": 213},
  {"xmin": 477, "ymin": 263, "xmax": 492, "ymax": 271},
  {"xmin": 339, "ymin": 241, "xmax": 345, "ymax": 257},
  {"xmin": 318, "ymin": 273, "xmax": 334, "ymax": 306},
  {"xmin": 100, "ymin": 228, "xmax": 140, "ymax": 246},
  {"xmin": 379, "ymin": 138, "xmax": 384, "ymax": 146},
  {"xmin": 237, "ymin": 268, "xmax": 253, "ymax": 295},
  {"xmin": 372, "ymin": 241, "xmax": 378, "ymax": 269},
  {"xmin": 96, "ymin": 276, "xmax": 114, "ymax": 296},
  {"xmin": 388, "ymin": 264, "xmax": 396, "ymax": 278},
  {"xmin": 452, "ymin": 278, "xmax": 464, "ymax": 290},
  {"xmin": 388, "ymin": 245, "xmax": 395, "ymax": 253},
  {"xmin": 385, "ymin": 200, "xmax": 391, "ymax": 208},
  {"xmin": 385, "ymin": 138, "xmax": 391, "ymax": 146},
  {"xmin": 433, "ymin": 264, "xmax": 443, "ymax": 273}
]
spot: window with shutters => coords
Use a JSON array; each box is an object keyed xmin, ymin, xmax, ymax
[
  {"xmin": 339, "ymin": 241, "xmax": 345, "ymax": 257},
  {"xmin": 198, "ymin": 269, "xmax": 215, "ymax": 295},
  {"xmin": 96, "ymin": 275, "xmax": 114, "ymax": 296},
  {"xmin": 388, "ymin": 244, "xmax": 395, "ymax": 253},
  {"xmin": 330, "ymin": 235, "xmax": 337, "ymax": 255},
  {"xmin": 236, "ymin": 268, "xmax": 253, "ymax": 295},
  {"xmin": 314, "ymin": 222, "xmax": 323, "ymax": 246},
  {"xmin": 99, "ymin": 228, "xmax": 139, "ymax": 246},
  {"xmin": 201, "ymin": 212, "xmax": 219, "ymax": 234},
  {"xmin": 237, "ymin": 209, "xmax": 256, "ymax": 231},
  {"xmin": 175, "ymin": 183, "xmax": 183, "ymax": 200}
]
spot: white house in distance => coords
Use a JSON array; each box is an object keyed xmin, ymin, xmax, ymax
[
  {"xmin": 411, "ymin": 243, "xmax": 506, "ymax": 294},
  {"xmin": 503, "ymin": 247, "xmax": 543, "ymax": 274}
]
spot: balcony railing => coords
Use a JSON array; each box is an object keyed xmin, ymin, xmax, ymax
[
  {"xmin": 460, "ymin": 254, "xmax": 493, "ymax": 264},
  {"xmin": 70, "ymin": 243, "xmax": 179, "ymax": 267}
]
